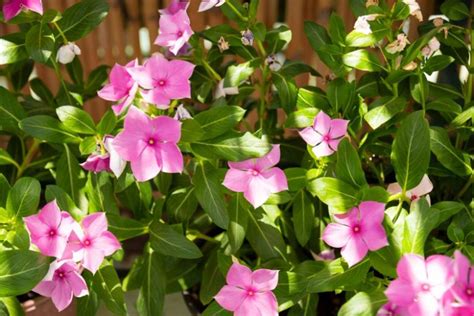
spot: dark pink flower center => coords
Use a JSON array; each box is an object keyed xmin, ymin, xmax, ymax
[
  {"xmin": 148, "ymin": 138, "xmax": 156, "ymax": 145},
  {"xmin": 352, "ymin": 225, "xmax": 361, "ymax": 233},
  {"xmin": 421, "ymin": 284, "xmax": 430, "ymax": 291},
  {"xmin": 466, "ymin": 287, "xmax": 473, "ymax": 296},
  {"xmin": 177, "ymin": 31, "xmax": 183, "ymax": 37},
  {"xmin": 410, "ymin": 194, "xmax": 418, "ymax": 201},
  {"xmin": 83, "ymin": 239, "xmax": 92, "ymax": 247},
  {"xmin": 250, "ymin": 169, "xmax": 259, "ymax": 176},
  {"xmin": 49, "ymin": 229, "xmax": 57, "ymax": 237},
  {"xmin": 158, "ymin": 80, "xmax": 166, "ymax": 87},
  {"xmin": 247, "ymin": 290, "xmax": 255, "ymax": 296},
  {"xmin": 323, "ymin": 134, "xmax": 331, "ymax": 142},
  {"xmin": 56, "ymin": 270, "xmax": 65, "ymax": 279}
]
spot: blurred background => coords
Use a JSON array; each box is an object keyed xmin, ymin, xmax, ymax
[{"xmin": 0, "ymin": 0, "xmax": 445, "ymax": 120}]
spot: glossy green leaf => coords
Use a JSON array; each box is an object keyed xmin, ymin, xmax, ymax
[
  {"xmin": 364, "ymin": 97, "xmax": 406, "ymax": 130},
  {"xmin": 194, "ymin": 106, "xmax": 246, "ymax": 140},
  {"xmin": 25, "ymin": 23, "xmax": 55, "ymax": 64},
  {"xmin": 228, "ymin": 193, "xmax": 249, "ymax": 253},
  {"xmin": 166, "ymin": 187, "xmax": 198, "ymax": 223},
  {"xmin": 343, "ymin": 49, "xmax": 382, "ymax": 72},
  {"xmin": 0, "ymin": 33, "xmax": 28, "ymax": 65},
  {"xmin": 307, "ymin": 177, "xmax": 359, "ymax": 213},
  {"xmin": 402, "ymin": 198, "xmax": 438, "ymax": 255},
  {"xmin": 338, "ymin": 290, "xmax": 386, "ymax": 316},
  {"xmin": 137, "ymin": 249, "xmax": 166, "ymax": 316},
  {"xmin": 293, "ymin": 190, "xmax": 315, "ymax": 246},
  {"xmin": 200, "ymin": 251, "xmax": 225, "ymax": 305},
  {"xmin": 149, "ymin": 221, "xmax": 202, "ymax": 259},
  {"xmin": 93, "ymin": 262, "xmax": 127, "ymax": 316},
  {"xmin": 336, "ymin": 139, "xmax": 367, "ymax": 188},
  {"xmin": 56, "ymin": 105, "xmax": 96, "ymax": 135},
  {"xmin": 0, "ymin": 86, "xmax": 26, "ymax": 134},
  {"xmin": 106, "ymin": 213, "xmax": 149, "ymax": 241},
  {"xmin": 6, "ymin": 177, "xmax": 40, "ymax": 218},
  {"xmin": 20, "ymin": 116, "xmax": 81, "ymax": 143}
]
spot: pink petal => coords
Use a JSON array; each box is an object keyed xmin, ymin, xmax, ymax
[
  {"xmin": 387, "ymin": 182, "xmax": 402, "ymax": 195},
  {"xmin": 228, "ymin": 159, "xmax": 257, "ymax": 171},
  {"xmin": 214, "ymin": 285, "xmax": 247, "ymax": 312},
  {"xmin": 259, "ymin": 168, "xmax": 288, "ymax": 193},
  {"xmin": 93, "ymin": 231, "xmax": 121, "ymax": 256},
  {"xmin": 82, "ymin": 247, "xmax": 105, "ymax": 274},
  {"xmin": 141, "ymin": 88, "xmax": 172, "ymax": 108},
  {"xmin": 23, "ymin": 215, "xmax": 49, "ymax": 238},
  {"xmin": 340, "ymin": 235, "xmax": 368, "ymax": 267},
  {"xmin": 254, "ymin": 145, "xmax": 281, "ymax": 171},
  {"xmin": 131, "ymin": 145, "xmax": 161, "ymax": 182},
  {"xmin": 223, "ymin": 169, "xmax": 252, "ymax": 192},
  {"xmin": 236, "ymin": 292, "xmax": 278, "ymax": 316},
  {"xmin": 313, "ymin": 111, "xmax": 332, "ymax": 135},
  {"xmin": 156, "ymin": 143, "xmax": 183, "ymax": 173},
  {"xmin": 322, "ymin": 223, "xmax": 352, "ymax": 248},
  {"xmin": 199, "ymin": 0, "xmax": 221, "ymax": 12},
  {"xmin": 3, "ymin": 1, "xmax": 22, "ymax": 21},
  {"xmin": 396, "ymin": 254, "xmax": 427, "ymax": 286},
  {"xmin": 38, "ymin": 200, "xmax": 62, "ymax": 229},
  {"xmin": 410, "ymin": 175, "xmax": 433, "ymax": 198},
  {"xmin": 51, "ymin": 281, "xmax": 73, "ymax": 312},
  {"xmin": 226, "ymin": 263, "xmax": 253, "ymax": 288},
  {"xmin": 35, "ymin": 235, "xmax": 67, "ymax": 258},
  {"xmin": 299, "ymin": 127, "xmax": 322, "ymax": 147},
  {"xmin": 244, "ymin": 176, "xmax": 272, "ymax": 208},
  {"xmin": 312, "ymin": 141, "xmax": 335, "ymax": 157},
  {"xmin": 67, "ymin": 271, "xmax": 89, "ymax": 297},
  {"xmin": 113, "ymin": 107, "xmax": 150, "ymax": 160},
  {"xmin": 329, "ymin": 119, "xmax": 349, "ymax": 138},
  {"xmin": 453, "ymin": 251, "xmax": 470, "ymax": 283},
  {"xmin": 333, "ymin": 207, "xmax": 359, "ymax": 227},
  {"xmin": 328, "ymin": 138, "xmax": 343, "ymax": 153},
  {"xmin": 361, "ymin": 224, "xmax": 388, "ymax": 251},
  {"xmin": 359, "ymin": 201, "xmax": 386, "ymax": 227},
  {"xmin": 126, "ymin": 65, "xmax": 154, "ymax": 90},
  {"xmin": 408, "ymin": 293, "xmax": 440, "ymax": 316},
  {"xmin": 426, "ymin": 255, "xmax": 452, "ymax": 298},
  {"xmin": 151, "ymin": 116, "xmax": 181, "ymax": 143},
  {"xmin": 251, "ymin": 269, "xmax": 279, "ymax": 291},
  {"xmin": 104, "ymin": 136, "xmax": 126, "ymax": 178},
  {"xmin": 385, "ymin": 279, "xmax": 417, "ymax": 306},
  {"xmin": 82, "ymin": 213, "xmax": 108, "ymax": 239},
  {"xmin": 23, "ymin": 0, "xmax": 43, "ymax": 14},
  {"xmin": 33, "ymin": 280, "xmax": 55, "ymax": 297}
]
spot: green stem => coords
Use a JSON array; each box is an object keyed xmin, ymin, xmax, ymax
[
  {"xmin": 51, "ymin": 58, "xmax": 74, "ymax": 105},
  {"xmin": 225, "ymin": 1, "xmax": 248, "ymax": 22},
  {"xmin": 258, "ymin": 66, "xmax": 269, "ymax": 132},
  {"xmin": 392, "ymin": 199, "xmax": 404, "ymax": 224},
  {"xmin": 202, "ymin": 59, "xmax": 222, "ymax": 82},
  {"xmin": 16, "ymin": 139, "xmax": 41, "ymax": 180},
  {"xmin": 53, "ymin": 22, "xmax": 68, "ymax": 44},
  {"xmin": 456, "ymin": 174, "xmax": 474, "ymax": 199},
  {"xmin": 418, "ymin": 69, "xmax": 426, "ymax": 113}
]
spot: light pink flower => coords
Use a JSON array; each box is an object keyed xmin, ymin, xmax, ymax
[
  {"xmin": 103, "ymin": 136, "xmax": 126, "ymax": 178},
  {"xmin": 3, "ymin": 0, "xmax": 43, "ymax": 21},
  {"xmin": 312, "ymin": 249, "xmax": 336, "ymax": 262},
  {"xmin": 385, "ymin": 254, "xmax": 453, "ymax": 316},
  {"xmin": 159, "ymin": 0, "xmax": 189, "ymax": 15},
  {"xmin": 64, "ymin": 213, "xmax": 121, "ymax": 274},
  {"xmin": 443, "ymin": 251, "xmax": 474, "ymax": 313},
  {"xmin": 322, "ymin": 201, "xmax": 388, "ymax": 267},
  {"xmin": 386, "ymin": 33, "xmax": 409, "ymax": 54},
  {"xmin": 215, "ymin": 262, "xmax": 279, "ymax": 316},
  {"xmin": 33, "ymin": 260, "xmax": 88, "ymax": 312},
  {"xmin": 299, "ymin": 111, "xmax": 349, "ymax": 157},
  {"xmin": 387, "ymin": 174, "xmax": 433, "ymax": 204},
  {"xmin": 113, "ymin": 107, "xmax": 183, "ymax": 182},
  {"xmin": 422, "ymin": 38, "xmax": 441, "ymax": 58},
  {"xmin": 98, "ymin": 60, "xmax": 139, "ymax": 115},
  {"xmin": 353, "ymin": 14, "xmax": 378, "ymax": 34},
  {"xmin": 24, "ymin": 200, "xmax": 75, "ymax": 258},
  {"xmin": 199, "ymin": 0, "xmax": 226, "ymax": 12},
  {"xmin": 80, "ymin": 136, "xmax": 126, "ymax": 178},
  {"xmin": 403, "ymin": 0, "xmax": 423, "ymax": 21},
  {"xmin": 80, "ymin": 153, "xmax": 110, "ymax": 174},
  {"xmin": 154, "ymin": 10, "xmax": 193, "ymax": 56},
  {"xmin": 127, "ymin": 55, "xmax": 194, "ymax": 109},
  {"xmin": 223, "ymin": 145, "xmax": 288, "ymax": 208},
  {"xmin": 377, "ymin": 302, "xmax": 406, "ymax": 315}
]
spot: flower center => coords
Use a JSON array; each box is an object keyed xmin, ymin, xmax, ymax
[
  {"xmin": 57, "ymin": 271, "xmax": 65, "ymax": 279},
  {"xmin": 250, "ymin": 169, "xmax": 259, "ymax": 176},
  {"xmin": 84, "ymin": 239, "xmax": 91, "ymax": 247},
  {"xmin": 247, "ymin": 290, "xmax": 255, "ymax": 296},
  {"xmin": 410, "ymin": 194, "xmax": 418, "ymax": 201},
  {"xmin": 353, "ymin": 225, "xmax": 361, "ymax": 233},
  {"xmin": 323, "ymin": 134, "xmax": 331, "ymax": 142},
  {"xmin": 466, "ymin": 287, "xmax": 473, "ymax": 296},
  {"xmin": 49, "ymin": 229, "xmax": 57, "ymax": 237},
  {"xmin": 158, "ymin": 80, "xmax": 166, "ymax": 87},
  {"xmin": 148, "ymin": 138, "xmax": 155, "ymax": 145},
  {"xmin": 421, "ymin": 284, "xmax": 430, "ymax": 291},
  {"xmin": 177, "ymin": 31, "xmax": 183, "ymax": 37}
]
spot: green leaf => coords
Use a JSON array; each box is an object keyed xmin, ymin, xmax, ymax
[
  {"xmin": 200, "ymin": 251, "xmax": 225, "ymax": 305},
  {"xmin": 273, "ymin": 73, "xmax": 298, "ymax": 113},
  {"xmin": 296, "ymin": 87, "xmax": 329, "ymax": 110},
  {"xmin": 266, "ymin": 25, "xmax": 292, "ymax": 53},
  {"xmin": 25, "ymin": 23, "xmax": 55, "ymax": 64},
  {"xmin": 193, "ymin": 162, "xmax": 229, "ymax": 229},
  {"xmin": 430, "ymin": 127, "xmax": 472, "ymax": 177},
  {"xmin": 364, "ymin": 97, "xmax": 406, "ymax": 129},
  {"xmin": 20, "ymin": 116, "xmax": 81, "ymax": 143},
  {"xmin": 0, "ymin": 250, "xmax": 49, "ymax": 297},
  {"xmin": 45, "ymin": 185, "xmax": 85, "ymax": 221},
  {"xmin": 346, "ymin": 30, "xmax": 377, "ymax": 47},
  {"xmin": 194, "ymin": 106, "xmax": 246, "ymax": 140},
  {"xmin": 149, "ymin": 221, "xmax": 203, "ymax": 259},
  {"xmin": 96, "ymin": 110, "xmax": 117, "ymax": 135},
  {"xmin": 106, "ymin": 213, "xmax": 148, "ymax": 241},
  {"xmin": 6, "ymin": 177, "xmax": 40, "ymax": 218},
  {"xmin": 327, "ymin": 78, "xmax": 356, "ymax": 114},
  {"xmin": 431, "ymin": 201, "xmax": 464, "ymax": 226},
  {"xmin": 391, "ymin": 111, "xmax": 431, "ymax": 191},
  {"xmin": 293, "ymin": 190, "xmax": 315, "ymax": 246},
  {"xmin": 30, "ymin": 78, "xmax": 56, "ymax": 107},
  {"xmin": 0, "ymin": 149, "xmax": 19, "ymax": 168},
  {"xmin": 191, "ymin": 132, "xmax": 272, "ymax": 162},
  {"xmin": 307, "ymin": 178, "xmax": 359, "ymax": 213},
  {"xmin": 57, "ymin": 0, "xmax": 109, "ymax": 41},
  {"xmin": 441, "ymin": 0, "xmax": 470, "ymax": 20},
  {"xmin": 336, "ymin": 139, "xmax": 367, "ymax": 188},
  {"xmin": 285, "ymin": 168, "xmax": 308, "ymax": 192},
  {"xmin": 0, "ymin": 297, "xmax": 24, "ymax": 316},
  {"xmin": 77, "ymin": 273, "xmax": 100, "ymax": 316},
  {"xmin": 224, "ymin": 60, "xmax": 257, "ymax": 87},
  {"xmin": 423, "ymin": 55, "xmax": 454, "ymax": 75},
  {"xmin": 343, "ymin": 49, "xmax": 383, "ymax": 72},
  {"xmin": 180, "ymin": 119, "xmax": 204, "ymax": 143},
  {"xmin": 0, "ymin": 86, "xmax": 26, "ymax": 134},
  {"xmin": 279, "ymin": 61, "xmax": 320, "ymax": 78},
  {"xmin": 56, "ymin": 145, "xmax": 84, "ymax": 204},
  {"xmin": 228, "ymin": 193, "xmax": 249, "ymax": 253},
  {"xmin": 328, "ymin": 13, "xmax": 346, "ymax": 45},
  {"xmin": 285, "ymin": 108, "xmax": 319, "ymax": 128},
  {"xmin": 338, "ymin": 290, "xmax": 386, "ymax": 316},
  {"xmin": 402, "ymin": 198, "xmax": 438, "ymax": 255},
  {"xmin": 137, "ymin": 249, "xmax": 166, "ymax": 316},
  {"xmin": 426, "ymin": 98, "xmax": 462, "ymax": 114},
  {"xmin": 166, "ymin": 187, "xmax": 198, "ymax": 223},
  {"xmin": 202, "ymin": 302, "xmax": 232, "ymax": 316},
  {"xmin": 93, "ymin": 262, "xmax": 127, "ymax": 316},
  {"xmin": 0, "ymin": 33, "xmax": 28, "ymax": 65},
  {"xmin": 56, "ymin": 105, "xmax": 96, "ymax": 135},
  {"xmin": 0, "ymin": 174, "xmax": 10, "ymax": 208}
]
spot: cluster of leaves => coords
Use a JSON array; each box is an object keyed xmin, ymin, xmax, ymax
[{"xmin": 0, "ymin": 0, "xmax": 472, "ymax": 315}]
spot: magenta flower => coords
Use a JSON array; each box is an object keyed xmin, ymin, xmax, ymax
[
  {"xmin": 154, "ymin": 10, "xmax": 193, "ymax": 56},
  {"xmin": 322, "ymin": 201, "xmax": 388, "ymax": 267},
  {"xmin": 223, "ymin": 145, "xmax": 288, "ymax": 209},
  {"xmin": 103, "ymin": 135, "xmax": 126, "ymax": 178},
  {"xmin": 385, "ymin": 254, "xmax": 453, "ymax": 316},
  {"xmin": 80, "ymin": 136, "xmax": 126, "ymax": 178},
  {"xmin": 80, "ymin": 153, "xmax": 110, "ymax": 174},
  {"xmin": 33, "ymin": 260, "xmax": 88, "ymax": 311},
  {"xmin": 159, "ymin": 0, "xmax": 189, "ymax": 15},
  {"xmin": 64, "ymin": 213, "xmax": 121, "ymax": 274},
  {"xmin": 98, "ymin": 60, "xmax": 139, "ymax": 115},
  {"xmin": 377, "ymin": 302, "xmax": 406, "ymax": 316},
  {"xmin": 443, "ymin": 251, "xmax": 474, "ymax": 312},
  {"xmin": 113, "ymin": 106, "xmax": 183, "ymax": 182},
  {"xmin": 3, "ymin": 0, "xmax": 43, "ymax": 21},
  {"xmin": 24, "ymin": 200, "xmax": 75, "ymax": 258},
  {"xmin": 127, "ymin": 55, "xmax": 195, "ymax": 109},
  {"xmin": 215, "ymin": 262, "xmax": 279, "ymax": 316},
  {"xmin": 199, "ymin": 0, "xmax": 226, "ymax": 12},
  {"xmin": 387, "ymin": 174, "xmax": 433, "ymax": 204},
  {"xmin": 299, "ymin": 111, "xmax": 349, "ymax": 157}
]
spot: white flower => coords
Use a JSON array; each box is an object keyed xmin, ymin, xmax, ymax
[
  {"xmin": 421, "ymin": 37, "xmax": 440, "ymax": 58},
  {"xmin": 57, "ymin": 43, "xmax": 81, "ymax": 64},
  {"xmin": 174, "ymin": 104, "xmax": 192, "ymax": 120},
  {"xmin": 214, "ymin": 80, "xmax": 239, "ymax": 100},
  {"xmin": 403, "ymin": 0, "xmax": 423, "ymax": 21},
  {"xmin": 103, "ymin": 136, "xmax": 126, "ymax": 178},
  {"xmin": 353, "ymin": 14, "xmax": 378, "ymax": 35},
  {"xmin": 266, "ymin": 53, "xmax": 286, "ymax": 72}
]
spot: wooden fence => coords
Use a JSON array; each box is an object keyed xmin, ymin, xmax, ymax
[{"xmin": 0, "ymin": 0, "xmax": 437, "ymax": 120}]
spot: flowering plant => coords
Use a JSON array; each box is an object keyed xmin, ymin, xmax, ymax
[{"xmin": 0, "ymin": 0, "xmax": 472, "ymax": 315}]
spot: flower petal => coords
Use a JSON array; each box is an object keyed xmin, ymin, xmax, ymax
[
  {"xmin": 361, "ymin": 224, "xmax": 388, "ymax": 251},
  {"xmin": 410, "ymin": 175, "xmax": 433, "ymax": 198},
  {"xmin": 244, "ymin": 176, "xmax": 272, "ymax": 208},
  {"xmin": 214, "ymin": 285, "xmax": 247, "ymax": 312},
  {"xmin": 299, "ymin": 127, "xmax": 322, "ymax": 147},
  {"xmin": 82, "ymin": 213, "xmax": 108, "ymax": 239},
  {"xmin": 151, "ymin": 116, "xmax": 181, "ymax": 143},
  {"xmin": 313, "ymin": 111, "xmax": 332, "ymax": 135},
  {"xmin": 396, "ymin": 253, "xmax": 427, "ymax": 285},
  {"xmin": 51, "ymin": 281, "xmax": 73, "ymax": 312},
  {"xmin": 312, "ymin": 141, "xmax": 335, "ymax": 157},
  {"xmin": 38, "ymin": 200, "xmax": 62, "ymax": 229},
  {"xmin": 359, "ymin": 201, "xmax": 386, "ymax": 227},
  {"xmin": 93, "ymin": 231, "xmax": 121, "ymax": 256},
  {"xmin": 252, "ymin": 269, "xmax": 279, "ymax": 291},
  {"xmin": 156, "ymin": 143, "xmax": 183, "ymax": 173},
  {"xmin": 33, "ymin": 280, "xmax": 55, "ymax": 297},
  {"xmin": 329, "ymin": 119, "xmax": 349, "ymax": 138},
  {"xmin": 340, "ymin": 236, "xmax": 368, "ymax": 267},
  {"xmin": 68, "ymin": 271, "xmax": 89, "ymax": 297},
  {"xmin": 226, "ymin": 263, "xmax": 253, "ymax": 288},
  {"xmin": 259, "ymin": 168, "xmax": 288, "ymax": 194},
  {"xmin": 82, "ymin": 247, "xmax": 105, "ymax": 274},
  {"xmin": 223, "ymin": 169, "xmax": 251, "ymax": 193},
  {"xmin": 131, "ymin": 145, "xmax": 161, "ymax": 182},
  {"xmin": 322, "ymin": 223, "xmax": 352, "ymax": 248},
  {"xmin": 385, "ymin": 279, "xmax": 416, "ymax": 306},
  {"xmin": 254, "ymin": 145, "xmax": 281, "ymax": 171}
]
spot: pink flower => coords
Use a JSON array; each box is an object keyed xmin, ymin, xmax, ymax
[
  {"xmin": 385, "ymin": 254, "xmax": 453, "ymax": 316},
  {"xmin": 24, "ymin": 200, "xmax": 75, "ymax": 258},
  {"xmin": 322, "ymin": 201, "xmax": 388, "ymax": 267},
  {"xmin": 223, "ymin": 145, "xmax": 288, "ymax": 208},
  {"xmin": 64, "ymin": 213, "xmax": 121, "ymax": 274},
  {"xmin": 33, "ymin": 260, "xmax": 88, "ymax": 312},
  {"xmin": 387, "ymin": 174, "xmax": 433, "ymax": 204},
  {"xmin": 3, "ymin": 0, "xmax": 43, "ymax": 21},
  {"xmin": 80, "ymin": 136, "xmax": 126, "ymax": 178},
  {"xmin": 199, "ymin": 0, "xmax": 226, "ymax": 12},
  {"xmin": 127, "ymin": 55, "xmax": 194, "ymax": 109},
  {"xmin": 299, "ymin": 111, "xmax": 349, "ymax": 157},
  {"xmin": 377, "ymin": 302, "xmax": 406, "ymax": 315},
  {"xmin": 80, "ymin": 153, "xmax": 110, "ymax": 174},
  {"xmin": 159, "ymin": 0, "xmax": 189, "ymax": 15},
  {"xmin": 443, "ymin": 251, "xmax": 474, "ymax": 313},
  {"xmin": 98, "ymin": 60, "xmax": 139, "ymax": 115},
  {"xmin": 215, "ymin": 262, "xmax": 279, "ymax": 316},
  {"xmin": 113, "ymin": 107, "xmax": 183, "ymax": 182},
  {"xmin": 154, "ymin": 10, "xmax": 193, "ymax": 56},
  {"xmin": 312, "ymin": 249, "xmax": 336, "ymax": 262}
]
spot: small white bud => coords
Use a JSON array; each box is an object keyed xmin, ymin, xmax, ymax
[{"xmin": 57, "ymin": 43, "xmax": 81, "ymax": 64}]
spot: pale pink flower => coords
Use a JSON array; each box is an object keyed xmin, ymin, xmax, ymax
[
  {"xmin": 103, "ymin": 135, "xmax": 127, "ymax": 178},
  {"xmin": 442, "ymin": 251, "xmax": 474, "ymax": 313},
  {"xmin": 3, "ymin": 0, "xmax": 43, "ymax": 21},
  {"xmin": 215, "ymin": 262, "xmax": 279, "ymax": 316},
  {"xmin": 403, "ymin": 0, "xmax": 423, "ymax": 21},
  {"xmin": 199, "ymin": 0, "xmax": 225, "ymax": 12},
  {"xmin": 223, "ymin": 145, "xmax": 288, "ymax": 209},
  {"xmin": 422, "ymin": 38, "xmax": 441, "ymax": 58},
  {"xmin": 33, "ymin": 260, "xmax": 88, "ymax": 312},
  {"xmin": 63, "ymin": 213, "xmax": 121, "ymax": 274},
  {"xmin": 57, "ymin": 43, "xmax": 81, "ymax": 64},
  {"xmin": 174, "ymin": 104, "xmax": 192, "ymax": 120},
  {"xmin": 98, "ymin": 60, "xmax": 139, "ymax": 115},
  {"xmin": 80, "ymin": 153, "xmax": 110, "ymax": 174},
  {"xmin": 113, "ymin": 107, "xmax": 183, "ymax": 182},
  {"xmin": 159, "ymin": 0, "xmax": 189, "ymax": 15},
  {"xmin": 154, "ymin": 10, "xmax": 193, "ymax": 55},
  {"xmin": 353, "ymin": 14, "xmax": 378, "ymax": 34},
  {"xmin": 387, "ymin": 174, "xmax": 433, "ymax": 204},
  {"xmin": 377, "ymin": 302, "xmax": 406, "ymax": 315},
  {"xmin": 385, "ymin": 254, "xmax": 453, "ymax": 316},
  {"xmin": 24, "ymin": 200, "xmax": 75, "ymax": 258},
  {"xmin": 322, "ymin": 201, "xmax": 388, "ymax": 267},
  {"xmin": 386, "ymin": 33, "xmax": 409, "ymax": 54},
  {"xmin": 299, "ymin": 111, "xmax": 349, "ymax": 157},
  {"xmin": 312, "ymin": 249, "xmax": 336, "ymax": 262},
  {"xmin": 127, "ymin": 55, "xmax": 194, "ymax": 109},
  {"xmin": 80, "ymin": 136, "xmax": 126, "ymax": 178}
]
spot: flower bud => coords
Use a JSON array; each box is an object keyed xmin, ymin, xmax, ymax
[{"xmin": 57, "ymin": 43, "xmax": 81, "ymax": 64}]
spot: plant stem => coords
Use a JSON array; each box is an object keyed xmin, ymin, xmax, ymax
[
  {"xmin": 53, "ymin": 21, "xmax": 68, "ymax": 44},
  {"xmin": 51, "ymin": 58, "xmax": 74, "ymax": 105},
  {"xmin": 392, "ymin": 199, "xmax": 404, "ymax": 224},
  {"xmin": 16, "ymin": 139, "xmax": 41, "ymax": 180},
  {"xmin": 225, "ymin": 1, "xmax": 248, "ymax": 22},
  {"xmin": 258, "ymin": 66, "xmax": 269, "ymax": 132},
  {"xmin": 456, "ymin": 175, "xmax": 474, "ymax": 199},
  {"xmin": 417, "ymin": 69, "xmax": 426, "ymax": 114},
  {"xmin": 202, "ymin": 59, "xmax": 222, "ymax": 82}
]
